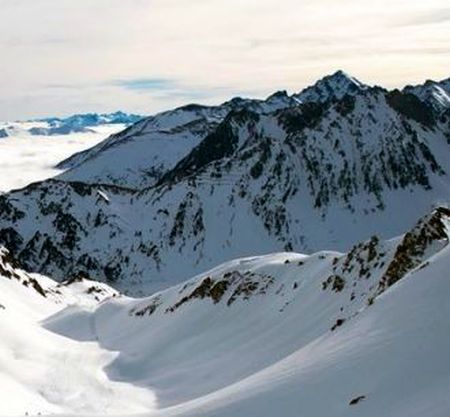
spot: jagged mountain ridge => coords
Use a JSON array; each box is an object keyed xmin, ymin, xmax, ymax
[
  {"xmin": 36, "ymin": 111, "xmax": 143, "ymax": 126},
  {"xmin": 404, "ymin": 77, "xmax": 450, "ymax": 113},
  {"xmin": 58, "ymin": 71, "xmax": 376, "ymax": 188},
  {"xmin": 0, "ymin": 72, "xmax": 449, "ymax": 293},
  {"xmin": 56, "ymin": 71, "xmax": 449, "ymax": 190},
  {"xmin": 56, "ymin": 89, "xmax": 301, "ymax": 188},
  {"xmin": 56, "ymin": 71, "xmax": 371, "ymax": 189}
]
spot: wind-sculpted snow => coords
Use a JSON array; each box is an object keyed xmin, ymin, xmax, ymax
[{"xmin": 2, "ymin": 207, "xmax": 448, "ymax": 416}]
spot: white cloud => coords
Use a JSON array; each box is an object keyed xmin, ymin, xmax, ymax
[
  {"xmin": 0, "ymin": 0, "xmax": 449, "ymax": 120},
  {"xmin": 0, "ymin": 127, "xmax": 119, "ymax": 191}
]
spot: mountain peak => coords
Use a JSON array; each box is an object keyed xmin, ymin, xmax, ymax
[
  {"xmin": 329, "ymin": 69, "xmax": 352, "ymax": 79},
  {"xmin": 328, "ymin": 69, "xmax": 365, "ymax": 85},
  {"xmin": 266, "ymin": 90, "xmax": 289, "ymax": 100},
  {"xmin": 294, "ymin": 70, "xmax": 368, "ymax": 103}
]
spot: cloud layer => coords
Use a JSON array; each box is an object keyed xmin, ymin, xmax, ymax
[
  {"xmin": 0, "ymin": 127, "xmax": 118, "ymax": 191},
  {"xmin": 0, "ymin": 0, "xmax": 449, "ymax": 120}
]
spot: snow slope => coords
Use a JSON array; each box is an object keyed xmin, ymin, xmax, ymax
[
  {"xmin": 0, "ymin": 248, "xmax": 158, "ymax": 416},
  {"xmin": 151, "ymin": 243, "xmax": 450, "ymax": 417},
  {"xmin": 2, "ymin": 206, "xmax": 448, "ymax": 416}
]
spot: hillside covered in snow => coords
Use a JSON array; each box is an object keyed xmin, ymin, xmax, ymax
[
  {"xmin": 0, "ymin": 71, "xmax": 449, "ymax": 293},
  {"xmin": 1, "ymin": 206, "xmax": 450, "ymax": 416}
]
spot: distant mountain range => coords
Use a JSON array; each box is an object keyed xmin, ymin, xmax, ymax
[
  {"xmin": 0, "ymin": 71, "xmax": 449, "ymax": 294},
  {"xmin": 0, "ymin": 111, "xmax": 144, "ymax": 137}
]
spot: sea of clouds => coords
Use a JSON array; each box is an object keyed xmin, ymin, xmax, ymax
[{"xmin": 0, "ymin": 126, "xmax": 122, "ymax": 192}]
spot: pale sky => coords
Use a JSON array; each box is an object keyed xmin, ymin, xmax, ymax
[{"xmin": 1, "ymin": 0, "xmax": 449, "ymax": 120}]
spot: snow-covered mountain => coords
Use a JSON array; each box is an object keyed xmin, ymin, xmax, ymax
[
  {"xmin": 56, "ymin": 91, "xmax": 299, "ymax": 188},
  {"xmin": 56, "ymin": 71, "xmax": 369, "ymax": 189},
  {"xmin": 0, "ymin": 72, "xmax": 449, "ymax": 294},
  {"xmin": 0, "ymin": 111, "xmax": 143, "ymax": 137},
  {"xmin": 56, "ymin": 71, "xmax": 449, "ymax": 190},
  {"xmin": 2, "ymin": 206, "xmax": 450, "ymax": 416}
]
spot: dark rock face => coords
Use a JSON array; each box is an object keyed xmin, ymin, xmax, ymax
[
  {"xmin": 377, "ymin": 207, "xmax": 450, "ymax": 295},
  {"xmin": 386, "ymin": 90, "xmax": 435, "ymax": 127},
  {"xmin": 161, "ymin": 123, "xmax": 236, "ymax": 184}
]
